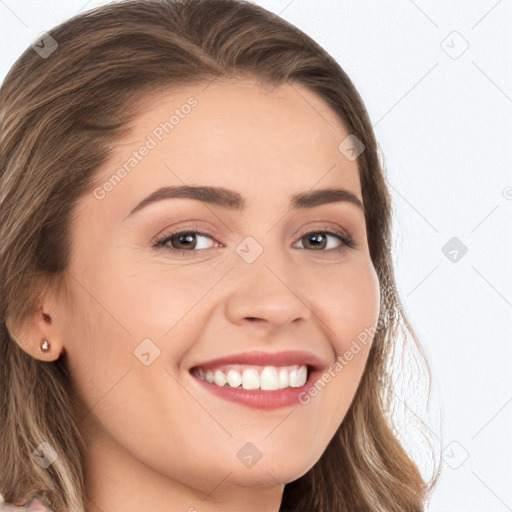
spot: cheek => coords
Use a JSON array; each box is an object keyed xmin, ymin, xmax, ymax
[
  {"xmin": 323, "ymin": 258, "xmax": 381, "ymax": 351},
  {"xmin": 59, "ymin": 260, "xmax": 150, "ymax": 418},
  {"xmin": 310, "ymin": 259, "xmax": 380, "ymax": 424},
  {"xmin": 100, "ymin": 250, "xmax": 205, "ymax": 338},
  {"xmin": 60, "ymin": 258, "xmax": 204, "ymax": 416},
  {"xmin": 61, "ymin": 289, "xmax": 133, "ymax": 415}
]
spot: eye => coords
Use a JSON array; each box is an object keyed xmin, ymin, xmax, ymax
[
  {"xmin": 293, "ymin": 229, "xmax": 355, "ymax": 252},
  {"xmin": 152, "ymin": 226, "xmax": 356, "ymax": 256},
  {"xmin": 153, "ymin": 229, "xmax": 219, "ymax": 254}
]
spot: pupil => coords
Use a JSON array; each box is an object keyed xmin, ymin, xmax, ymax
[
  {"xmin": 175, "ymin": 233, "xmax": 195, "ymax": 249},
  {"xmin": 307, "ymin": 233, "xmax": 325, "ymax": 249}
]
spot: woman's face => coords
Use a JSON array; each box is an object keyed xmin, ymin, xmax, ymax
[{"xmin": 56, "ymin": 79, "xmax": 380, "ymax": 505}]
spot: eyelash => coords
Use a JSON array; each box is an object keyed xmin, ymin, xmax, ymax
[{"xmin": 152, "ymin": 225, "xmax": 356, "ymax": 256}]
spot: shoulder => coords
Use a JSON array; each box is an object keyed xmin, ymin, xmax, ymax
[{"xmin": 0, "ymin": 495, "xmax": 54, "ymax": 511}]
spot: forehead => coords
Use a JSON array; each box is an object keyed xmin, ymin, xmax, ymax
[{"xmin": 91, "ymin": 78, "xmax": 362, "ymax": 216}]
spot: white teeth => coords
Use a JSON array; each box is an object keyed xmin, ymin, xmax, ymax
[
  {"xmin": 298, "ymin": 365, "xmax": 307, "ymax": 384},
  {"xmin": 278, "ymin": 367, "xmax": 289, "ymax": 389},
  {"xmin": 260, "ymin": 366, "xmax": 278, "ymax": 390},
  {"xmin": 226, "ymin": 369, "xmax": 242, "ymax": 388},
  {"xmin": 195, "ymin": 365, "xmax": 308, "ymax": 390},
  {"xmin": 242, "ymin": 368, "xmax": 260, "ymax": 390},
  {"xmin": 214, "ymin": 369, "xmax": 226, "ymax": 387},
  {"xmin": 291, "ymin": 365, "xmax": 307, "ymax": 387}
]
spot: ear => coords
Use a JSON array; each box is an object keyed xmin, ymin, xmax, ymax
[{"xmin": 6, "ymin": 293, "xmax": 65, "ymax": 362}]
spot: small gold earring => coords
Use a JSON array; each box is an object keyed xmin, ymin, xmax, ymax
[{"xmin": 41, "ymin": 340, "xmax": 50, "ymax": 352}]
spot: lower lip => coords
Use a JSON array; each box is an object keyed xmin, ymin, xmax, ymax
[{"xmin": 190, "ymin": 369, "xmax": 320, "ymax": 410}]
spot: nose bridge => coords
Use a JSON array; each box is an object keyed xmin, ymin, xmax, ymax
[{"xmin": 224, "ymin": 240, "xmax": 312, "ymax": 328}]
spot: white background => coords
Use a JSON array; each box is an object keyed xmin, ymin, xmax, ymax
[{"xmin": 1, "ymin": 1, "xmax": 511, "ymax": 510}]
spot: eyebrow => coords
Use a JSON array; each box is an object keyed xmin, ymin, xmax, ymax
[{"xmin": 124, "ymin": 185, "xmax": 365, "ymax": 219}]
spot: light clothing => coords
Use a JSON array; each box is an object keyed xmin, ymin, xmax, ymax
[{"xmin": 0, "ymin": 495, "xmax": 53, "ymax": 511}]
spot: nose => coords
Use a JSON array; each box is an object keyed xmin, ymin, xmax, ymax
[{"xmin": 224, "ymin": 264, "xmax": 312, "ymax": 331}]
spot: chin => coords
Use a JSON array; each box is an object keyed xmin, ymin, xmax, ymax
[{"xmin": 224, "ymin": 457, "xmax": 316, "ymax": 488}]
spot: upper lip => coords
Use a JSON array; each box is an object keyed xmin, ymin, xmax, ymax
[{"xmin": 189, "ymin": 350, "xmax": 329, "ymax": 372}]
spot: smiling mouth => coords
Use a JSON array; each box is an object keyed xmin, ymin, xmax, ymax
[
  {"xmin": 190, "ymin": 364, "xmax": 310, "ymax": 390},
  {"xmin": 187, "ymin": 350, "xmax": 327, "ymax": 409}
]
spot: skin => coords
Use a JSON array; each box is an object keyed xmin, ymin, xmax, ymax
[{"xmin": 20, "ymin": 79, "xmax": 380, "ymax": 512}]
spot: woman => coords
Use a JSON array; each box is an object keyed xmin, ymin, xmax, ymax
[{"xmin": 0, "ymin": 0, "xmax": 440, "ymax": 510}]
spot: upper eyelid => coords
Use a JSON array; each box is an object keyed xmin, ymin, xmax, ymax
[
  {"xmin": 154, "ymin": 227, "xmax": 354, "ymax": 249},
  {"xmin": 153, "ymin": 219, "xmax": 353, "ymax": 240}
]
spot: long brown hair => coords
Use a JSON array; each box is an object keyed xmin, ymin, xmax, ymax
[{"xmin": 0, "ymin": 0, "xmax": 441, "ymax": 510}]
